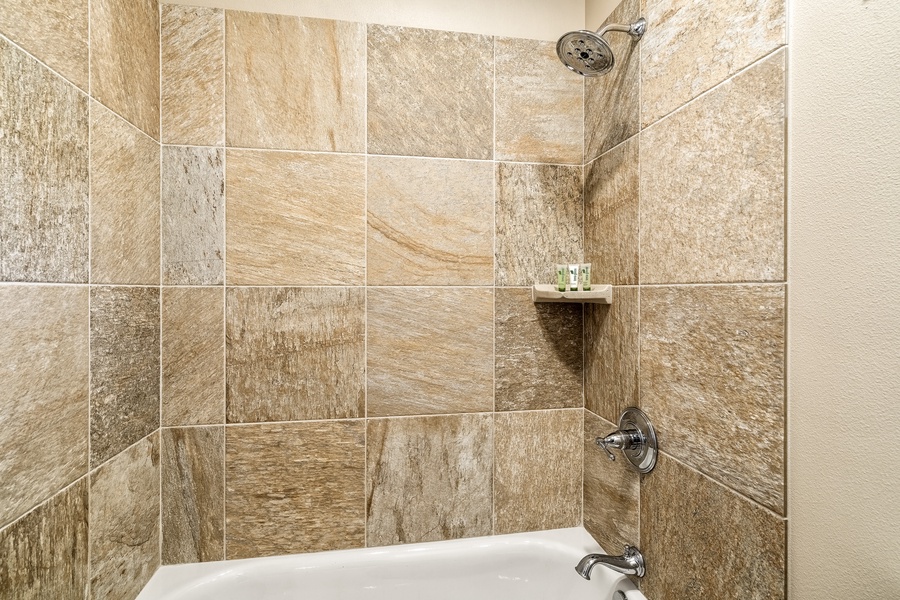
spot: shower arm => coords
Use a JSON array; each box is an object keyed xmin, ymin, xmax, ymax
[{"xmin": 597, "ymin": 18, "xmax": 646, "ymax": 40}]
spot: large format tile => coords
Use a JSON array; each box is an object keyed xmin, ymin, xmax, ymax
[
  {"xmin": 90, "ymin": 287, "xmax": 160, "ymax": 467},
  {"xmin": 494, "ymin": 410, "xmax": 582, "ymax": 534},
  {"xmin": 585, "ymin": 286, "xmax": 639, "ymax": 423},
  {"xmin": 0, "ymin": 286, "xmax": 88, "ymax": 528},
  {"xmin": 367, "ymin": 156, "xmax": 493, "ymax": 286},
  {"xmin": 226, "ymin": 287, "xmax": 365, "ymax": 423},
  {"xmin": 495, "ymin": 37, "xmax": 582, "ymax": 164},
  {"xmin": 368, "ymin": 25, "xmax": 493, "ymax": 159},
  {"xmin": 225, "ymin": 150, "xmax": 365, "ymax": 285},
  {"xmin": 367, "ymin": 415, "xmax": 492, "ymax": 547},
  {"xmin": 367, "ymin": 288, "xmax": 493, "ymax": 417},
  {"xmin": 642, "ymin": 453, "xmax": 785, "ymax": 599},
  {"xmin": 641, "ymin": 285, "xmax": 785, "ymax": 513},
  {"xmin": 161, "ymin": 5, "xmax": 224, "ymax": 146},
  {"xmin": 225, "ymin": 421, "xmax": 365, "ymax": 558},
  {"xmin": 640, "ymin": 50, "xmax": 785, "ymax": 284},
  {"xmin": 0, "ymin": 38, "xmax": 89, "ymax": 283},
  {"xmin": 494, "ymin": 288, "xmax": 583, "ymax": 411},
  {"xmin": 225, "ymin": 11, "xmax": 365, "ymax": 152},
  {"xmin": 495, "ymin": 163, "xmax": 583, "ymax": 286}
]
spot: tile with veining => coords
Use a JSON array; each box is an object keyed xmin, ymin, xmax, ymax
[
  {"xmin": 584, "ymin": 136, "xmax": 639, "ymax": 285},
  {"xmin": 642, "ymin": 0, "xmax": 785, "ymax": 126},
  {"xmin": 91, "ymin": 102, "xmax": 160, "ymax": 285},
  {"xmin": 366, "ymin": 414, "xmax": 492, "ymax": 547},
  {"xmin": 225, "ymin": 421, "xmax": 365, "ymax": 558},
  {"xmin": 90, "ymin": 286, "xmax": 160, "ymax": 467},
  {"xmin": 89, "ymin": 433, "xmax": 160, "ymax": 600},
  {"xmin": 0, "ymin": 38, "xmax": 88, "ymax": 283},
  {"xmin": 162, "ymin": 146, "xmax": 224, "ymax": 285},
  {"xmin": 162, "ymin": 426, "xmax": 224, "ymax": 565},
  {"xmin": 495, "ymin": 163, "xmax": 583, "ymax": 286},
  {"xmin": 226, "ymin": 150, "xmax": 365, "ymax": 285},
  {"xmin": 162, "ymin": 287, "xmax": 224, "ymax": 426},
  {"xmin": 642, "ymin": 453, "xmax": 785, "ymax": 599},
  {"xmin": 226, "ymin": 287, "xmax": 365, "ymax": 423},
  {"xmin": 368, "ymin": 25, "xmax": 493, "ymax": 159},
  {"xmin": 0, "ymin": 286, "xmax": 88, "ymax": 528},
  {"xmin": 91, "ymin": 0, "xmax": 159, "ymax": 138},
  {"xmin": 367, "ymin": 156, "xmax": 493, "ymax": 286},
  {"xmin": 0, "ymin": 479, "xmax": 88, "ymax": 599},
  {"xmin": 494, "ymin": 410, "xmax": 582, "ymax": 534},
  {"xmin": 495, "ymin": 37, "xmax": 583, "ymax": 164},
  {"xmin": 161, "ymin": 5, "xmax": 224, "ymax": 145},
  {"xmin": 225, "ymin": 11, "xmax": 364, "ymax": 152},
  {"xmin": 585, "ymin": 286, "xmax": 639, "ymax": 423},
  {"xmin": 367, "ymin": 288, "xmax": 493, "ymax": 417},
  {"xmin": 641, "ymin": 285, "xmax": 785, "ymax": 513},
  {"xmin": 495, "ymin": 288, "xmax": 583, "ymax": 411},
  {"xmin": 640, "ymin": 50, "xmax": 785, "ymax": 284}
]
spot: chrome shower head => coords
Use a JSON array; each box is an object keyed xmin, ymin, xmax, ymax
[{"xmin": 556, "ymin": 18, "xmax": 647, "ymax": 76}]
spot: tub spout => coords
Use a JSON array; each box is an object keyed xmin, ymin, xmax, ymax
[{"xmin": 575, "ymin": 546, "xmax": 645, "ymax": 579}]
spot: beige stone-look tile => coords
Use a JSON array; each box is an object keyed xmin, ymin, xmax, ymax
[
  {"xmin": 162, "ymin": 288, "xmax": 224, "ymax": 426},
  {"xmin": 367, "ymin": 156, "xmax": 493, "ymax": 286},
  {"xmin": 367, "ymin": 415, "xmax": 492, "ymax": 547},
  {"xmin": 585, "ymin": 286, "xmax": 639, "ymax": 423},
  {"xmin": 91, "ymin": 0, "xmax": 159, "ymax": 138},
  {"xmin": 642, "ymin": 453, "xmax": 785, "ymax": 599},
  {"xmin": 0, "ymin": 479, "xmax": 88, "ymax": 599},
  {"xmin": 0, "ymin": 38, "xmax": 89, "ymax": 283},
  {"xmin": 90, "ymin": 287, "xmax": 160, "ymax": 467},
  {"xmin": 161, "ymin": 5, "xmax": 224, "ymax": 146},
  {"xmin": 0, "ymin": 286, "xmax": 88, "ymax": 529},
  {"xmin": 91, "ymin": 102, "xmax": 160, "ymax": 285},
  {"xmin": 367, "ymin": 288, "xmax": 493, "ymax": 417},
  {"xmin": 640, "ymin": 50, "xmax": 786, "ymax": 284},
  {"xmin": 495, "ymin": 37, "xmax": 582, "ymax": 164},
  {"xmin": 494, "ymin": 410, "xmax": 582, "ymax": 534},
  {"xmin": 226, "ymin": 287, "xmax": 365, "ymax": 423},
  {"xmin": 226, "ymin": 150, "xmax": 366, "ymax": 285},
  {"xmin": 584, "ymin": 0, "xmax": 640, "ymax": 162},
  {"xmin": 584, "ymin": 136, "xmax": 639, "ymax": 285},
  {"xmin": 89, "ymin": 433, "xmax": 160, "ymax": 600},
  {"xmin": 368, "ymin": 25, "xmax": 493, "ymax": 159},
  {"xmin": 225, "ymin": 421, "xmax": 365, "ymax": 558},
  {"xmin": 495, "ymin": 163, "xmax": 583, "ymax": 286},
  {"xmin": 162, "ymin": 146, "xmax": 224, "ymax": 285},
  {"xmin": 641, "ymin": 285, "xmax": 785, "ymax": 513},
  {"xmin": 584, "ymin": 411, "xmax": 639, "ymax": 553},
  {"xmin": 162, "ymin": 426, "xmax": 224, "ymax": 565},
  {"xmin": 495, "ymin": 288, "xmax": 583, "ymax": 411},
  {"xmin": 642, "ymin": 0, "xmax": 785, "ymax": 126},
  {"xmin": 225, "ymin": 11, "xmax": 365, "ymax": 152}
]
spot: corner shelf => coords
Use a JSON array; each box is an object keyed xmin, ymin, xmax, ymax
[{"xmin": 532, "ymin": 284, "xmax": 613, "ymax": 304}]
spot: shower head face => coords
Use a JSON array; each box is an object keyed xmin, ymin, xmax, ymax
[{"xmin": 556, "ymin": 30, "xmax": 614, "ymax": 76}]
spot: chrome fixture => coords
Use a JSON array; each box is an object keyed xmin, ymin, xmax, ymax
[
  {"xmin": 575, "ymin": 546, "xmax": 646, "ymax": 579},
  {"xmin": 556, "ymin": 18, "xmax": 646, "ymax": 76},
  {"xmin": 595, "ymin": 407, "xmax": 658, "ymax": 474}
]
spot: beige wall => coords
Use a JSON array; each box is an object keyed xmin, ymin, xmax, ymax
[
  {"xmin": 787, "ymin": 1, "xmax": 900, "ymax": 597},
  {"xmin": 585, "ymin": 0, "xmax": 619, "ymax": 30}
]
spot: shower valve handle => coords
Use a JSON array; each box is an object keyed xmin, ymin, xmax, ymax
[{"xmin": 596, "ymin": 430, "xmax": 643, "ymax": 462}]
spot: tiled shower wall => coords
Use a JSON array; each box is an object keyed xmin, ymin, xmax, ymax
[{"xmin": 582, "ymin": 0, "xmax": 788, "ymax": 598}]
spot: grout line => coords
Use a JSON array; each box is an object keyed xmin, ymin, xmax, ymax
[
  {"xmin": 0, "ymin": 474, "xmax": 91, "ymax": 537},
  {"xmin": 362, "ymin": 22, "xmax": 369, "ymax": 550},
  {"xmin": 221, "ymin": 8, "xmax": 229, "ymax": 560},
  {"xmin": 0, "ymin": 32, "xmax": 90, "ymax": 98},
  {"xmin": 86, "ymin": 2, "xmax": 93, "ymax": 593},
  {"xmin": 157, "ymin": 0, "xmax": 164, "ymax": 568}
]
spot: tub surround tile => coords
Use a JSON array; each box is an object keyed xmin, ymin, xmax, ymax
[
  {"xmin": 585, "ymin": 286, "xmax": 639, "ymax": 424},
  {"xmin": 366, "ymin": 288, "xmax": 493, "ymax": 417},
  {"xmin": 366, "ymin": 415, "xmax": 492, "ymax": 546},
  {"xmin": 225, "ymin": 11, "xmax": 365, "ymax": 152},
  {"xmin": 225, "ymin": 421, "xmax": 366, "ymax": 558},
  {"xmin": 162, "ymin": 287, "xmax": 224, "ymax": 426},
  {"xmin": 366, "ymin": 156, "xmax": 494, "ymax": 286},
  {"xmin": 225, "ymin": 150, "xmax": 366, "ymax": 285},
  {"xmin": 494, "ymin": 288, "xmax": 583, "ymax": 412},
  {"xmin": 493, "ymin": 410, "xmax": 582, "ymax": 534},
  {"xmin": 0, "ymin": 38, "xmax": 89, "ymax": 283},
  {"xmin": 367, "ymin": 25, "xmax": 493, "ymax": 159},
  {"xmin": 640, "ymin": 285, "xmax": 785, "ymax": 514}
]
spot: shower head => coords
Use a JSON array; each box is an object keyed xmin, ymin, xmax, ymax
[{"xmin": 556, "ymin": 18, "xmax": 646, "ymax": 76}]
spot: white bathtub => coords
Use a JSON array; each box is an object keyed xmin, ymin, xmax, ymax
[{"xmin": 137, "ymin": 527, "xmax": 646, "ymax": 600}]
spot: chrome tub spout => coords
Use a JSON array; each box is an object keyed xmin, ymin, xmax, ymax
[{"xmin": 575, "ymin": 546, "xmax": 645, "ymax": 579}]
